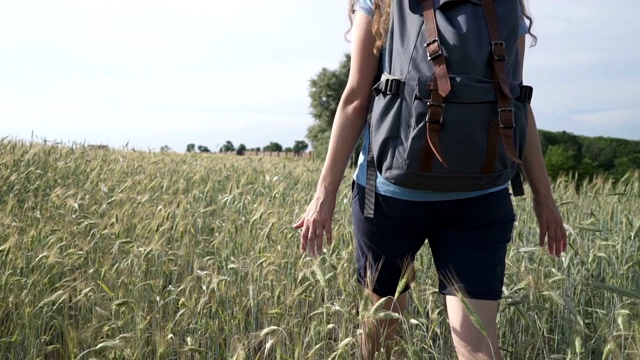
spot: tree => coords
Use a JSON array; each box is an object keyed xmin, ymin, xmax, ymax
[
  {"xmin": 307, "ymin": 53, "xmax": 351, "ymax": 160},
  {"xmin": 236, "ymin": 144, "xmax": 246, "ymax": 156},
  {"xmin": 197, "ymin": 145, "xmax": 211, "ymax": 153},
  {"xmin": 160, "ymin": 145, "xmax": 172, "ymax": 153},
  {"xmin": 612, "ymin": 154, "xmax": 640, "ymax": 179},
  {"xmin": 292, "ymin": 140, "xmax": 309, "ymax": 156},
  {"xmin": 263, "ymin": 142, "xmax": 283, "ymax": 152},
  {"xmin": 219, "ymin": 140, "xmax": 235, "ymax": 153},
  {"xmin": 186, "ymin": 143, "xmax": 196, "ymax": 153},
  {"xmin": 544, "ymin": 145, "xmax": 576, "ymax": 179}
]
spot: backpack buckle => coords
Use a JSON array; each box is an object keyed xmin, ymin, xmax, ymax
[
  {"xmin": 516, "ymin": 85, "xmax": 533, "ymax": 104},
  {"xmin": 498, "ymin": 107, "xmax": 514, "ymax": 128},
  {"xmin": 491, "ymin": 41, "xmax": 507, "ymax": 61},
  {"xmin": 426, "ymin": 101, "xmax": 445, "ymax": 124},
  {"xmin": 425, "ymin": 38, "xmax": 443, "ymax": 61},
  {"xmin": 382, "ymin": 78, "xmax": 402, "ymax": 95}
]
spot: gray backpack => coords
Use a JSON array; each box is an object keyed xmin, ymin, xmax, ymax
[{"xmin": 364, "ymin": 0, "xmax": 533, "ymax": 216}]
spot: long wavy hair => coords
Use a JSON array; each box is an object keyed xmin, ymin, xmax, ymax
[{"xmin": 348, "ymin": 0, "xmax": 537, "ymax": 54}]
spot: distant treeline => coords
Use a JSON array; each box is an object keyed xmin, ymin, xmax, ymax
[
  {"xmin": 185, "ymin": 140, "xmax": 310, "ymax": 157},
  {"xmin": 218, "ymin": 150, "xmax": 313, "ymax": 158},
  {"xmin": 539, "ymin": 130, "xmax": 640, "ymax": 181}
]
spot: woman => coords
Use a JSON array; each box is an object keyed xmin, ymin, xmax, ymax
[{"xmin": 294, "ymin": 0, "xmax": 567, "ymax": 358}]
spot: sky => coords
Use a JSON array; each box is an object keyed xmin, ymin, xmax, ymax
[{"xmin": 1, "ymin": 0, "xmax": 639, "ymax": 152}]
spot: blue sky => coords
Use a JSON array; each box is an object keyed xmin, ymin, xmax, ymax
[{"xmin": 1, "ymin": 0, "xmax": 639, "ymax": 152}]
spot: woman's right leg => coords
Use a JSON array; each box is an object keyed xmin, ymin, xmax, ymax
[{"xmin": 351, "ymin": 183, "xmax": 433, "ymax": 359}]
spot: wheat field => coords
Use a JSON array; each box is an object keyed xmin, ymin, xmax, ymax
[{"xmin": 0, "ymin": 140, "xmax": 638, "ymax": 359}]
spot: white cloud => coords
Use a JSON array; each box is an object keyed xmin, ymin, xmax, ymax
[
  {"xmin": 521, "ymin": 1, "xmax": 640, "ymax": 139},
  {"xmin": 573, "ymin": 109, "xmax": 638, "ymax": 127}
]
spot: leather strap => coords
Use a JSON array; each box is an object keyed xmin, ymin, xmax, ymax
[
  {"xmin": 481, "ymin": 0, "xmax": 523, "ymax": 165},
  {"xmin": 422, "ymin": 0, "xmax": 451, "ymax": 97},
  {"xmin": 481, "ymin": 120, "xmax": 500, "ymax": 173},
  {"xmin": 499, "ymin": 120, "xmax": 522, "ymax": 164},
  {"xmin": 427, "ymin": 122, "xmax": 447, "ymax": 168},
  {"xmin": 420, "ymin": 139, "xmax": 434, "ymax": 172},
  {"xmin": 480, "ymin": 0, "xmax": 512, "ymax": 98},
  {"xmin": 422, "ymin": 0, "xmax": 449, "ymax": 168},
  {"xmin": 426, "ymin": 76, "xmax": 449, "ymax": 168}
]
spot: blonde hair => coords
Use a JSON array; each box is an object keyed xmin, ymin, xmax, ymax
[{"xmin": 348, "ymin": 0, "xmax": 537, "ymax": 54}]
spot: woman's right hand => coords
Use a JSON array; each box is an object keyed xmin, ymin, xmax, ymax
[{"xmin": 293, "ymin": 190, "xmax": 337, "ymax": 257}]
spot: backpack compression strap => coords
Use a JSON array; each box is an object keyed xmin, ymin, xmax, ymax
[
  {"xmin": 480, "ymin": 0, "xmax": 523, "ymax": 166},
  {"xmin": 425, "ymin": 76, "xmax": 449, "ymax": 168},
  {"xmin": 422, "ymin": 0, "xmax": 451, "ymax": 168},
  {"xmin": 422, "ymin": 0, "xmax": 451, "ymax": 98}
]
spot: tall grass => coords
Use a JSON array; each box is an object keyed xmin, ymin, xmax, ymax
[{"xmin": 0, "ymin": 139, "xmax": 637, "ymax": 359}]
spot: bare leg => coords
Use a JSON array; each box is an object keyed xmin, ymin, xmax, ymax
[
  {"xmin": 445, "ymin": 296, "xmax": 502, "ymax": 360},
  {"xmin": 361, "ymin": 290, "xmax": 408, "ymax": 360}
]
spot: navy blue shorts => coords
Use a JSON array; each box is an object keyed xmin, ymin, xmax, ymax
[{"xmin": 352, "ymin": 182, "xmax": 516, "ymax": 301}]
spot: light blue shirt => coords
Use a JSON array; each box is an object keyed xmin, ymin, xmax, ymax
[{"xmin": 353, "ymin": 0, "xmax": 528, "ymax": 201}]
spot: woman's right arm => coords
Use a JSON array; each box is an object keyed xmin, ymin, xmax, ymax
[{"xmin": 294, "ymin": 10, "xmax": 380, "ymax": 257}]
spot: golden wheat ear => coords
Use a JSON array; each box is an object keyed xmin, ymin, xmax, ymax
[{"xmin": 394, "ymin": 256, "xmax": 416, "ymax": 299}]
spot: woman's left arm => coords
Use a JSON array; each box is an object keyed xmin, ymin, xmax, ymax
[{"xmin": 518, "ymin": 36, "xmax": 568, "ymax": 257}]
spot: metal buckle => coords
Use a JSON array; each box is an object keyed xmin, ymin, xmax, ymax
[
  {"xmin": 498, "ymin": 107, "xmax": 514, "ymax": 128},
  {"xmin": 425, "ymin": 38, "xmax": 443, "ymax": 61},
  {"xmin": 491, "ymin": 41, "xmax": 507, "ymax": 61},
  {"xmin": 426, "ymin": 101, "xmax": 445, "ymax": 124}
]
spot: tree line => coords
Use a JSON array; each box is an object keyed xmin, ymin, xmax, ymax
[
  {"xmin": 305, "ymin": 54, "xmax": 640, "ymax": 181},
  {"xmin": 181, "ymin": 140, "xmax": 309, "ymax": 156},
  {"xmin": 540, "ymin": 130, "xmax": 640, "ymax": 181}
]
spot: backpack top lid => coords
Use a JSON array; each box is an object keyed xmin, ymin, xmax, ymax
[{"xmin": 383, "ymin": 0, "xmax": 523, "ymax": 102}]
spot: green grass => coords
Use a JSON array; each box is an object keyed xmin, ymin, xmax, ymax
[{"xmin": 0, "ymin": 140, "xmax": 638, "ymax": 359}]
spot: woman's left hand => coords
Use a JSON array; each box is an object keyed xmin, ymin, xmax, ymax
[{"xmin": 532, "ymin": 193, "xmax": 567, "ymax": 257}]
